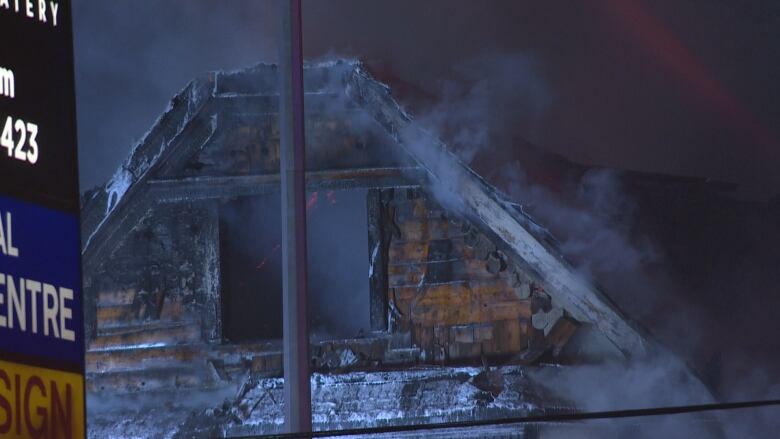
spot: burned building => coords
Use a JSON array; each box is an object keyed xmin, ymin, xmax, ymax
[{"xmin": 80, "ymin": 61, "xmax": 711, "ymax": 437}]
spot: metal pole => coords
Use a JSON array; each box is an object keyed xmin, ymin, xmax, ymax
[{"xmin": 278, "ymin": 0, "xmax": 312, "ymax": 433}]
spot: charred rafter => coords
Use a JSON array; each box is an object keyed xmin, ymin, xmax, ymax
[{"xmin": 146, "ymin": 167, "xmax": 423, "ymax": 203}]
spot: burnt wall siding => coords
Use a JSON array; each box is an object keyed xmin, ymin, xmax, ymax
[
  {"xmin": 385, "ymin": 189, "xmax": 577, "ymax": 363},
  {"xmin": 85, "ymin": 201, "xmax": 220, "ymax": 351},
  {"xmin": 174, "ymin": 101, "xmax": 411, "ymax": 180}
]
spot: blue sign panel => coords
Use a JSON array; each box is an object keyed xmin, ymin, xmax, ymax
[{"xmin": 0, "ymin": 194, "xmax": 83, "ymax": 369}]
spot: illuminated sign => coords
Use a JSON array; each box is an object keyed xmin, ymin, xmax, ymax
[
  {"xmin": 0, "ymin": 196, "xmax": 83, "ymax": 364},
  {"xmin": 0, "ymin": 359, "xmax": 85, "ymax": 439},
  {"xmin": 0, "ymin": 0, "xmax": 79, "ymax": 212},
  {"xmin": 0, "ymin": 1, "xmax": 85, "ymax": 437}
]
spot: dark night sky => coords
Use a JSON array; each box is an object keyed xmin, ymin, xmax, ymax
[{"xmin": 73, "ymin": 1, "xmax": 780, "ymax": 192}]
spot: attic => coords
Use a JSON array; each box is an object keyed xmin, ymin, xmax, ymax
[{"xmin": 80, "ymin": 60, "xmax": 690, "ymax": 436}]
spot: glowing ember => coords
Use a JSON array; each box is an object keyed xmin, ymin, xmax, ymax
[
  {"xmin": 256, "ymin": 243, "xmax": 281, "ymax": 270},
  {"xmin": 256, "ymin": 191, "xmax": 337, "ymax": 271},
  {"xmin": 325, "ymin": 190, "xmax": 337, "ymax": 205},
  {"xmin": 307, "ymin": 191, "xmax": 319, "ymax": 210}
]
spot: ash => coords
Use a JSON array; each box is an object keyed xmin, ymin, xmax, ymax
[{"xmin": 88, "ymin": 365, "xmax": 568, "ymax": 438}]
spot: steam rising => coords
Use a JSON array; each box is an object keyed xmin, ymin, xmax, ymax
[
  {"xmin": 414, "ymin": 53, "xmax": 552, "ymax": 163},
  {"xmin": 382, "ymin": 52, "xmax": 780, "ymax": 437}
]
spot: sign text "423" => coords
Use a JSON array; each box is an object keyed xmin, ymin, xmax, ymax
[{"xmin": 1, "ymin": 116, "xmax": 38, "ymax": 164}]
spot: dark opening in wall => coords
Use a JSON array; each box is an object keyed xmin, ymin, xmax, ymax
[
  {"xmin": 218, "ymin": 189, "xmax": 371, "ymax": 343},
  {"xmin": 219, "ymin": 193, "xmax": 284, "ymax": 342},
  {"xmin": 308, "ymin": 189, "xmax": 371, "ymax": 340}
]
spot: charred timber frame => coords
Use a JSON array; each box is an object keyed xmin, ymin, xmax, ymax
[
  {"xmin": 81, "ymin": 60, "xmax": 648, "ymax": 359},
  {"xmin": 344, "ymin": 66, "xmax": 649, "ymax": 358},
  {"xmin": 366, "ymin": 188, "xmax": 393, "ymax": 331},
  {"xmin": 84, "ymin": 167, "xmax": 421, "ymax": 271},
  {"xmin": 80, "ymin": 165, "xmax": 421, "ymax": 342},
  {"xmin": 147, "ymin": 167, "xmax": 422, "ymax": 203}
]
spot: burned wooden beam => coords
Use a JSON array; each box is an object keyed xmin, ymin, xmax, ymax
[
  {"xmin": 146, "ymin": 167, "xmax": 423, "ymax": 203},
  {"xmin": 81, "ymin": 96, "xmax": 219, "ymax": 274},
  {"xmin": 367, "ymin": 188, "xmax": 391, "ymax": 331},
  {"xmin": 83, "ymin": 166, "xmax": 421, "ymax": 298}
]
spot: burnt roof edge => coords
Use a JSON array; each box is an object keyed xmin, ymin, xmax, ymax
[{"xmin": 343, "ymin": 63, "xmax": 650, "ymax": 359}]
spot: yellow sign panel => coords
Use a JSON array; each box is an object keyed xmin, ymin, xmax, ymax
[{"xmin": 0, "ymin": 359, "xmax": 84, "ymax": 439}]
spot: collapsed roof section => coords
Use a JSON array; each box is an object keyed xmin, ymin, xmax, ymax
[{"xmin": 81, "ymin": 60, "xmax": 648, "ymax": 358}]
